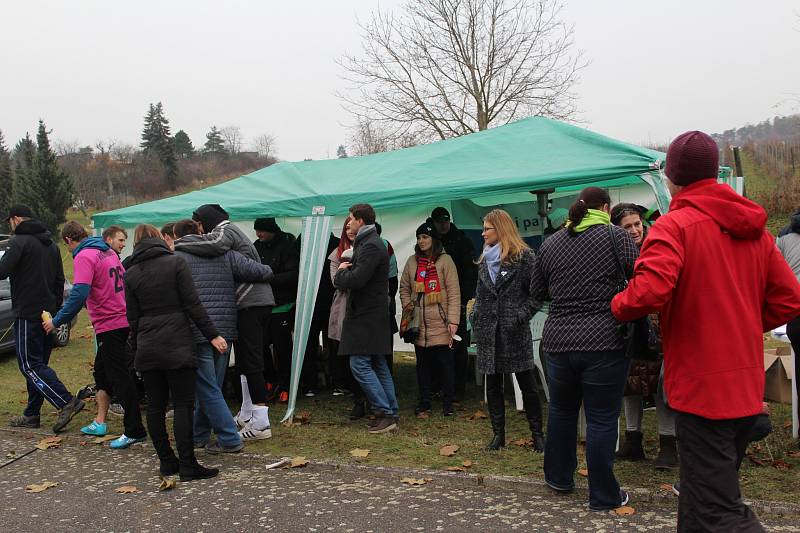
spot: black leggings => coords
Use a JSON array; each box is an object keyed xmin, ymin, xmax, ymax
[
  {"xmin": 96, "ymin": 328, "xmax": 146, "ymax": 439},
  {"xmin": 236, "ymin": 306, "xmax": 272, "ymax": 404},
  {"xmin": 142, "ymin": 367, "xmax": 197, "ymax": 468}
]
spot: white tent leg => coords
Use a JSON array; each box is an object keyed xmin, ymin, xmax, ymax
[
  {"xmin": 511, "ymin": 373, "xmax": 524, "ymax": 412},
  {"xmin": 793, "ymin": 347, "xmax": 799, "ymax": 439}
]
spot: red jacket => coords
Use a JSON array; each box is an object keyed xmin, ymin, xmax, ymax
[{"xmin": 611, "ymin": 179, "xmax": 800, "ymax": 419}]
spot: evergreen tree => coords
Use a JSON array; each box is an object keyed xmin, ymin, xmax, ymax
[
  {"xmin": 173, "ymin": 129, "xmax": 194, "ymax": 159},
  {"xmin": 31, "ymin": 121, "xmax": 73, "ymax": 232},
  {"xmin": 203, "ymin": 126, "xmax": 226, "ymax": 156},
  {"xmin": 0, "ymin": 131, "xmax": 13, "ymax": 232},
  {"xmin": 336, "ymin": 144, "xmax": 348, "ymax": 158},
  {"xmin": 140, "ymin": 102, "xmax": 178, "ymax": 189},
  {"xmin": 12, "ymin": 133, "xmax": 37, "ymax": 210}
]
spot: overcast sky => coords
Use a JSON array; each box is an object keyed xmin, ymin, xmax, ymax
[{"xmin": 1, "ymin": 0, "xmax": 798, "ymax": 161}]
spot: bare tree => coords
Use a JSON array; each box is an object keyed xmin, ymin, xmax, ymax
[
  {"xmin": 220, "ymin": 126, "xmax": 244, "ymax": 155},
  {"xmin": 252, "ymin": 133, "xmax": 277, "ymax": 159},
  {"xmin": 349, "ymin": 118, "xmax": 419, "ymax": 156},
  {"xmin": 338, "ymin": 0, "xmax": 585, "ymax": 143}
]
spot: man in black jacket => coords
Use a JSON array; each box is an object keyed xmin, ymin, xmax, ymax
[
  {"xmin": 0, "ymin": 205, "xmax": 84, "ymax": 432},
  {"xmin": 430, "ymin": 207, "xmax": 478, "ymax": 400},
  {"xmin": 334, "ymin": 204, "xmax": 398, "ymax": 434},
  {"xmin": 253, "ymin": 218, "xmax": 299, "ymax": 402}
]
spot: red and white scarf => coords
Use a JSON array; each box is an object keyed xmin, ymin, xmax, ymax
[{"xmin": 414, "ymin": 256, "xmax": 442, "ymax": 304}]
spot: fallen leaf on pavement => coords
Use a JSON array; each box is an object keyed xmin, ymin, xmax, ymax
[
  {"xmin": 462, "ymin": 460, "xmax": 474, "ymax": 468},
  {"xmin": 115, "ymin": 485, "xmax": 140, "ymax": 494},
  {"xmin": 350, "ymin": 448, "xmax": 370, "ymax": 458},
  {"xmin": 5, "ymin": 452, "xmax": 16, "ymax": 459},
  {"xmin": 612, "ymin": 506, "xmax": 636, "ymax": 516},
  {"xmin": 467, "ymin": 410, "xmax": 488, "ymax": 420},
  {"xmin": 446, "ymin": 466, "xmax": 466, "ymax": 472},
  {"xmin": 158, "ymin": 476, "xmax": 177, "ymax": 491},
  {"xmin": 92, "ymin": 435, "xmax": 120, "ymax": 444},
  {"xmin": 577, "ymin": 469, "xmax": 588, "ymax": 477},
  {"xmin": 35, "ymin": 436, "xmax": 63, "ymax": 450},
  {"xmin": 289, "ymin": 456, "xmax": 309, "ymax": 468},
  {"xmin": 25, "ymin": 481, "xmax": 58, "ymax": 493},
  {"xmin": 400, "ymin": 477, "xmax": 429, "ymax": 485},
  {"xmin": 439, "ymin": 444, "xmax": 459, "ymax": 457},
  {"xmin": 512, "ymin": 438, "xmax": 533, "ymax": 447}
]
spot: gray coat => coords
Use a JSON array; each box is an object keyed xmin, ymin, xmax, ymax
[
  {"xmin": 173, "ymin": 221, "xmax": 276, "ymax": 309},
  {"xmin": 472, "ymin": 248, "xmax": 538, "ymax": 375},
  {"xmin": 175, "ymin": 248, "xmax": 274, "ymax": 344}
]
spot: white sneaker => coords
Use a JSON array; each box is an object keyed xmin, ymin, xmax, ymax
[
  {"xmin": 233, "ymin": 412, "xmax": 251, "ymax": 430},
  {"xmin": 239, "ymin": 424, "xmax": 272, "ymax": 440}
]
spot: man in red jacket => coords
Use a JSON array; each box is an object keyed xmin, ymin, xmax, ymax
[{"xmin": 612, "ymin": 131, "xmax": 800, "ymax": 532}]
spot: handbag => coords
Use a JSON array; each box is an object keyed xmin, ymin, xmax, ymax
[
  {"xmin": 399, "ymin": 293, "xmax": 423, "ymax": 343},
  {"xmin": 608, "ymin": 225, "xmax": 659, "ymax": 361}
]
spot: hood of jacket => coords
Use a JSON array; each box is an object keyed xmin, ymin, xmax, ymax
[
  {"xmin": 670, "ymin": 179, "xmax": 767, "ymax": 240},
  {"xmin": 128, "ymin": 238, "xmax": 172, "ymax": 266},
  {"xmin": 72, "ymin": 236, "xmax": 109, "ymax": 258},
  {"xmin": 193, "ymin": 204, "xmax": 229, "ymax": 234},
  {"xmin": 13, "ymin": 219, "xmax": 53, "ymax": 246}
]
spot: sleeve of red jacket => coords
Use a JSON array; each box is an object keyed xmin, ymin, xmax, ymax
[
  {"xmin": 761, "ymin": 239, "xmax": 800, "ymax": 331},
  {"xmin": 611, "ymin": 218, "xmax": 685, "ymax": 322}
]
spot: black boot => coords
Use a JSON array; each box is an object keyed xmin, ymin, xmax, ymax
[
  {"xmin": 179, "ymin": 460, "xmax": 220, "ymax": 482},
  {"xmin": 522, "ymin": 389, "xmax": 545, "ymax": 453},
  {"xmin": 654, "ymin": 434, "xmax": 678, "ymax": 470},
  {"xmin": 615, "ymin": 430, "xmax": 646, "ymax": 461},
  {"xmin": 349, "ymin": 399, "xmax": 366, "ymax": 420},
  {"xmin": 159, "ymin": 457, "xmax": 179, "ymax": 476},
  {"xmin": 486, "ymin": 376, "xmax": 505, "ymax": 451}
]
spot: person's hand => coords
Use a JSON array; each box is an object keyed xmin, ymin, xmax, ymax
[
  {"xmin": 43, "ymin": 319, "xmax": 55, "ymax": 334},
  {"xmin": 338, "ymin": 261, "xmax": 352, "ymax": 270},
  {"xmin": 448, "ymin": 323, "xmax": 458, "ymax": 348},
  {"xmin": 211, "ymin": 336, "xmax": 228, "ymax": 354}
]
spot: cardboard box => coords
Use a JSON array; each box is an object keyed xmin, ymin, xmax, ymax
[{"xmin": 764, "ymin": 348, "xmax": 794, "ymax": 404}]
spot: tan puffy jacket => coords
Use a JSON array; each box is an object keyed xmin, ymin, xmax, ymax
[{"xmin": 399, "ymin": 253, "xmax": 461, "ymax": 347}]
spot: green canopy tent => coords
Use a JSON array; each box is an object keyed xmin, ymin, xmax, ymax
[{"xmin": 94, "ymin": 117, "xmax": 675, "ymax": 421}]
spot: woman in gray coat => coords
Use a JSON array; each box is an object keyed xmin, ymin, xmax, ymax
[{"xmin": 471, "ymin": 209, "xmax": 544, "ymax": 452}]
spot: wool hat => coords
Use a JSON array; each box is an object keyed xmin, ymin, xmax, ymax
[
  {"xmin": 5, "ymin": 204, "xmax": 33, "ymax": 221},
  {"xmin": 416, "ymin": 221, "xmax": 440, "ymax": 241},
  {"xmin": 254, "ymin": 217, "xmax": 281, "ymax": 233},
  {"xmin": 431, "ymin": 206, "xmax": 451, "ymax": 222},
  {"xmin": 665, "ymin": 131, "xmax": 719, "ymax": 186},
  {"xmin": 192, "ymin": 204, "xmax": 229, "ymax": 232}
]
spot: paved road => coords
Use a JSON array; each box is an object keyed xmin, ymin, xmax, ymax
[{"xmin": 0, "ymin": 429, "xmax": 797, "ymax": 533}]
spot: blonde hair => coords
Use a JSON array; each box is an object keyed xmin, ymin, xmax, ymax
[
  {"xmin": 480, "ymin": 209, "xmax": 529, "ymax": 264},
  {"xmin": 133, "ymin": 224, "xmax": 163, "ymax": 245}
]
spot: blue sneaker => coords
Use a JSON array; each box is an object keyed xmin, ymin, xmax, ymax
[
  {"xmin": 109, "ymin": 434, "xmax": 146, "ymax": 449},
  {"xmin": 80, "ymin": 420, "xmax": 108, "ymax": 436}
]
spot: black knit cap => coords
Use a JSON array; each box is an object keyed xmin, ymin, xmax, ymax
[
  {"xmin": 254, "ymin": 217, "xmax": 281, "ymax": 233},
  {"xmin": 192, "ymin": 204, "xmax": 229, "ymax": 232},
  {"xmin": 416, "ymin": 221, "xmax": 440, "ymax": 240}
]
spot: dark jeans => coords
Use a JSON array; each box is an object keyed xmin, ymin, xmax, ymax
[
  {"xmin": 787, "ymin": 316, "xmax": 800, "ymax": 424},
  {"xmin": 14, "ymin": 318, "xmax": 72, "ymax": 414},
  {"xmin": 676, "ymin": 412, "xmax": 763, "ymax": 532},
  {"xmin": 96, "ymin": 327, "xmax": 146, "ymax": 439},
  {"xmin": 264, "ymin": 310, "xmax": 293, "ymax": 390},
  {"xmin": 349, "ymin": 355, "xmax": 398, "ymax": 417},
  {"xmin": 544, "ymin": 350, "xmax": 630, "ymax": 511},
  {"xmin": 235, "ymin": 306, "xmax": 272, "ymax": 405},
  {"xmin": 415, "ymin": 344, "xmax": 454, "ymax": 409},
  {"xmin": 141, "ymin": 367, "xmax": 197, "ymax": 469}
]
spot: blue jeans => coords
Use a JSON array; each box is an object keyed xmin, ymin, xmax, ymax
[
  {"xmin": 14, "ymin": 319, "xmax": 71, "ymax": 415},
  {"xmin": 349, "ymin": 355, "xmax": 398, "ymax": 417},
  {"xmin": 193, "ymin": 343, "xmax": 241, "ymax": 447},
  {"xmin": 543, "ymin": 350, "xmax": 630, "ymax": 510}
]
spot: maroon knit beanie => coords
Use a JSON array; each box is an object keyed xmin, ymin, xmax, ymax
[{"xmin": 665, "ymin": 131, "xmax": 719, "ymax": 186}]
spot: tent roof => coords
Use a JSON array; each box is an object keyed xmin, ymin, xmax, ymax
[{"xmin": 93, "ymin": 117, "xmax": 665, "ymax": 228}]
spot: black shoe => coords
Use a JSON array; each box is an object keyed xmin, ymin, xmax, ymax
[
  {"xmin": 654, "ymin": 434, "xmax": 678, "ymax": 470},
  {"xmin": 486, "ymin": 434, "xmax": 505, "ymax": 451},
  {"xmin": 160, "ymin": 459, "xmax": 180, "ymax": 476},
  {"xmin": 179, "ymin": 462, "xmax": 220, "ymax": 482},
  {"xmin": 414, "ymin": 403, "xmax": 431, "ymax": 416},
  {"xmin": 9, "ymin": 415, "xmax": 40, "ymax": 428},
  {"xmin": 77, "ymin": 384, "xmax": 96, "ymax": 400},
  {"xmin": 615, "ymin": 430, "xmax": 646, "ymax": 461},
  {"xmin": 349, "ymin": 400, "xmax": 366, "ymax": 420},
  {"xmin": 442, "ymin": 406, "xmax": 455, "ymax": 417},
  {"xmin": 52, "ymin": 396, "xmax": 85, "ymax": 433}
]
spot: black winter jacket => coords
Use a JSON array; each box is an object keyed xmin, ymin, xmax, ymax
[
  {"xmin": 254, "ymin": 232, "xmax": 299, "ymax": 307},
  {"xmin": 439, "ymin": 222, "xmax": 478, "ymax": 303},
  {"xmin": 124, "ymin": 239, "xmax": 220, "ymax": 372},
  {"xmin": 333, "ymin": 225, "xmax": 392, "ymax": 356},
  {"xmin": 0, "ymin": 219, "xmax": 65, "ymax": 320},
  {"xmin": 175, "ymin": 247, "xmax": 274, "ymax": 344}
]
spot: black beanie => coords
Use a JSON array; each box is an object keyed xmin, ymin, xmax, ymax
[
  {"xmin": 254, "ymin": 217, "xmax": 281, "ymax": 233},
  {"xmin": 416, "ymin": 221, "xmax": 440, "ymax": 241},
  {"xmin": 192, "ymin": 204, "xmax": 229, "ymax": 232}
]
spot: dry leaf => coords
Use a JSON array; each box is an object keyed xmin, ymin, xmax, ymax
[
  {"xmin": 747, "ymin": 454, "xmax": 767, "ymax": 467},
  {"xmin": 5, "ymin": 452, "xmax": 16, "ymax": 459},
  {"xmin": 772, "ymin": 459, "xmax": 793, "ymax": 471},
  {"xmin": 659, "ymin": 483, "xmax": 673, "ymax": 492},
  {"xmin": 158, "ymin": 476, "xmax": 177, "ymax": 491},
  {"xmin": 92, "ymin": 435, "xmax": 120, "ymax": 444},
  {"xmin": 512, "ymin": 438, "xmax": 533, "ymax": 447},
  {"xmin": 115, "ymin": 485, "xmax": 140, "ymax": 494},
  {"xmin": 612, "ymin": 506, "xmax": 636, "ymax": 516},
  {"xmin": 462, "ymin": 460, "xmax": 474, "ymax": 468},
  {"xmin": 784, "ymin": 421, "xmax": 792, "ymax": 429},
  {"xmin": 35, "ymin": 436, "xmax": 62, "ymax": 450},
  {"xmin": 295, "ymin": 411, "xmax": 312, "ymax": 425},
  {"xmin": 350, "ymin": 448, "xmax": 370, "ymax": 458},
  {"xmin": 25, "ymin": 481, "xmax": 58, "ymax": 493},
  {"xmin": 467, "ymin": 410, "xmax": 488, "ymax": 420},
  {"xmin": 577, "ymin": 468, "xmax": 589, "ymax": 477},
  {"xmin": 400, "ymin": 477, "xmax": 429, "ymax": 485},
  {"xmin": 787, "ymin": 451, "xmax": 800, "ymax": 459},
  {"xmin": 290, "ymin": 456, "xmax": 309, "ymax": 468},
  {"xmin": 439, "ymin": 444, "xmax": 460, "ymax": 457},
  {"xmin": 416, "ymin": 411, "xmax": 429, "ymax": 420},
  {"xmin": 446, "ymin": 466, "xmax": 466, "ymax": 472}
]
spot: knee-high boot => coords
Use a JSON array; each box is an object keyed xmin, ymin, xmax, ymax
[
  {"xmin": 486, "ymin": 374, "xmax": 505, "ymax": 450},
  {"xmin": 522, "ymin": 389, "xmax": 545, "ymax": 452}
]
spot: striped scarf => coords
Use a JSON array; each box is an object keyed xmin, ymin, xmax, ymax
[{"xmin": 414, "ymin": 256, "xmax": 441, "ymax": 304}]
